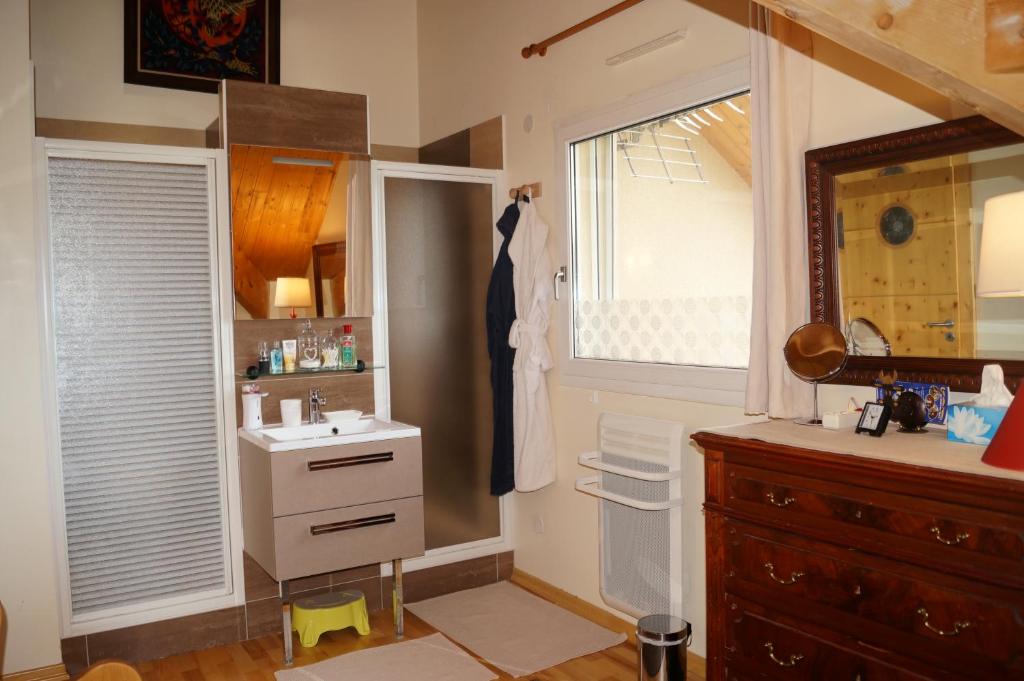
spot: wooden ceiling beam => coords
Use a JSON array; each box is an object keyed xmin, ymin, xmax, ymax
[
  {"xmin": 986, "ymin": 0, "xmax": 1024, "ymax": 72},
  {"xmin": 754, "ymin": 0, "xmax": 1024, "ymax": 136}
]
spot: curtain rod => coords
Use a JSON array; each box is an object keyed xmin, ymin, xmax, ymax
[{"xmin": 521, "ymin": 0, "xmax": 648, "ymax": 59}]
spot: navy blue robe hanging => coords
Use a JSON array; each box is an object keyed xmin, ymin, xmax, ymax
[{"xmin": 487, "ymin": 200, "xmax": 521, "ymax": 495}]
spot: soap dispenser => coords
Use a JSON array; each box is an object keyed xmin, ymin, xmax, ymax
[{"xmin": 241, "ymin": 383, "xmax": 269, "ymax": 431}]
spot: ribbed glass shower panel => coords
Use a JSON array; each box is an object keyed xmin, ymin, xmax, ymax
[
  {"xmin": 383, "ymin": 177, "xmax": 501, "ymax": 550},
  {"xmin": 47, "ymin": 156, "xmax": 228, "ymax": 616}
]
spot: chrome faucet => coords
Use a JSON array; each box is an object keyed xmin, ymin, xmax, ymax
[{"xmin": 308, "ymin": 387, "xmax": 327, "ymax": 424}]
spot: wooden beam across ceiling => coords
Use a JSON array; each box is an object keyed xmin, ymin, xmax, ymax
[
  {"xmin": 697, "ymin": 94, "xmax": 752, "ymax": 185},
  {"xmin": 754, "ymin": 0, "xmax": 1024, "ymax": 136}
]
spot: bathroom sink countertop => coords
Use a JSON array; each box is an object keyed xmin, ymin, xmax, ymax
[{"xmin": 239, "ymin": 418, "xmax": 421, "ymax": 452}]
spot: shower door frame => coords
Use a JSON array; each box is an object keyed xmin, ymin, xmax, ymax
[{"xmin": 370, "ymin": 161, "xmax": 512, "ymax": 574}]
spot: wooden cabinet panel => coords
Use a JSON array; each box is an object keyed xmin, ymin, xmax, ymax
[
  {"xmin": 724, "ymin": 520, "xmax": 1024, "ymax": 677},
  {"xmin": 725, "ymin": 596, "xmax": 936, "ymax": 681},
  {"xmin": 725, "ymin": 462, "xmax": 1024, "ymax": 585},
  {"xmin": 273, "ymin": 497, "xmax": 424, "ymax": 581},
  {"xmin": 270, "ymin": 436, "xmax": 423, "ymax": 517}
]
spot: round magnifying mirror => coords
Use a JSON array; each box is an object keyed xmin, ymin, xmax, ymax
[
  {"xmin": 784, "ymin": 322, "xmax": 849, "ymax": 426},
  {"xmin": 847, "ymin": 317, "xmax": 892, "ymax": 357}
]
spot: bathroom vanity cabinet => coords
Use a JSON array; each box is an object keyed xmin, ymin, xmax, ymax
[{"xmin": 238, "ymin": 420, "xmax": 424, "ymax": 665}]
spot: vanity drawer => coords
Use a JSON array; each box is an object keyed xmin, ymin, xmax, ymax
[
  {"xmin": 271, "ymin": 436, "xmax": 423, "ymax": 516},
  {"xmin": 273, "ymin": 496, "xmax": 424, "ymax": 580},
  {"xmin": 725, "ymin": 462, "xmax": 1024, "ymax": 577},
  {"xmin": 725, "ymin": 595, "xmax": 935, "ymax": 681},
  {"xmin": 724, "ymin": 520, "xmax": 1024, "ymax": 677}
]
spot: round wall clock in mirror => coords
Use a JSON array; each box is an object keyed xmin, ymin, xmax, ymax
[{"xmin": 878, "ymin": 204, "xmax": 915, "ymax": 246}]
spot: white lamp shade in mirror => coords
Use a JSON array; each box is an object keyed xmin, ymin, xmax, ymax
[
  {"xmin": 274, "ymin": 277, "xmax": 313, "ymax": 308},
  {"xmin": 977, "ymin": 190, "xmax": 1024, "ymax": 298}
]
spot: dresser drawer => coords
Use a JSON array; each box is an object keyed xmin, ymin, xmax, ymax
[
  {"xmin": 725, "ymin": 520, "xmax": 1024, "ymax": 678},
  {"xmin": 273, "ymin": 496, "xmax": 424, "ymax": 580},
  {"xmin": 270, "ymin": 436, "xmax": 423, "ymax": 516},
  {"xmin": 725, "ymin": 595, "xmax": 935, "ymax": 681},
  {"xmin": 725, "ymin": 462, "xmax": 1024, "ymax": 578}
]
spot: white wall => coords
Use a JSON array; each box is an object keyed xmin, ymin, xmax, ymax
[
  {"xmin": 30, "ymin": 0, "xmax": 421, "ymax": 147},
  {"xmin": 0, "ymin": 0, "xmax": 64, "ymax": 673},
  {"xmin": 417, "ymin": 0, "xmax": 957, "ymax": 657}
]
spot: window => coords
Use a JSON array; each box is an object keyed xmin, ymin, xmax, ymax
[{"xmin": 558, "ymin": 69, "xmax": 753, "ymax": 404}]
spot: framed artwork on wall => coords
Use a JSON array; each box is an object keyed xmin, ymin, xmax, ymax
[{"xmin": 124, "ymin": 0, "xmax": 281, "ymax": 94}]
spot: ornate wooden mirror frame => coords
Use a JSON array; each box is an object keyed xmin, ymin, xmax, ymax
[{"xmin": 805, "ymin": 115, "xmax": 1023, "ymax": 392}]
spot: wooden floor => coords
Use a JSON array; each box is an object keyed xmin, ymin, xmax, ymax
[{"xmin": 137, "ymin": 608, "xmax": 705, "ymax": 680}]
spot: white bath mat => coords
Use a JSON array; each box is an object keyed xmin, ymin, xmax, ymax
[
  {"xmin": 406, "ymin": 581, "xmax": 627, "ymax": 677},
  {"xmin": 274, "ymin": 632, "xmax": 496, "ymax": 681}
]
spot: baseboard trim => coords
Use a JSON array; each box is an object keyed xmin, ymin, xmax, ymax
[
  {"xmin": 2, "ymin": 663, "xmax": 70, "ymax": 681},
  {"xmin": 510, "ymin": 568, "xmax": 706, "ymax": 678}
]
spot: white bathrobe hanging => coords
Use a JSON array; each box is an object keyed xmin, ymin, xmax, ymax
[{"xmin": 508, "ymin": 201, "xmax": 556, "ymax": 492}]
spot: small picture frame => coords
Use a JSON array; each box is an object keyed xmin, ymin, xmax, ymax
[{"xmin": 856, "ymin": 401, "xmax": 892, "ymax": 437}]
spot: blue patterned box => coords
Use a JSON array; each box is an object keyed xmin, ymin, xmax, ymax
[
  {"xmin": 876, "ymin": 381, "xmax": 949, "ymax": 425},
  {"xmin": 946, "ymin": 404, "xmax": 1008, "ymax": 445}
]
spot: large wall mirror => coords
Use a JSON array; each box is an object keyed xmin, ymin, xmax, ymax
[
  {"xmin": 230, "ymin": 144, "xmax": 372, "ymax": 319},
  {"xmin": 807, "ymin": 116, "xmax": 1024, "ymax": 391}
]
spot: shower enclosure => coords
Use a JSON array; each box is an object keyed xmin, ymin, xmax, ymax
[{"xmin": 371, "ymin": 163, "xmax": 504, "ymax": 554}]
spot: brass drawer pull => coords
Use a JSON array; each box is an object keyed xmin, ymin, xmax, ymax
[
  {"xmin": 764, "ymin": 642, "xmax": 804, "ymax": 667},
  {"xmin": 915, "ymin": 607, "xmax": 972, "ymax": 637},
  {"xmin": 764, "ymin": 562, "xmax": 805, "ymax": 585},
  {"xmin": 765, "ymin": 492, "xmax": 796, "ymax": 507},
  {"xmin": 310, "ymin": 512, "xmax": 396, "ymax": 536},
  {"xmin": 308, "ymin": 452, "xmax": 394, "ymax": 471},
  {"xmin": 930, "ymin": 526, "xmax": 969, "ymax": 546}
]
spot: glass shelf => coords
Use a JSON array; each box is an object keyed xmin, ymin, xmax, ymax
[{"xmin": 236, "ymin": 362, "xmax": 377, "ymax": 381}]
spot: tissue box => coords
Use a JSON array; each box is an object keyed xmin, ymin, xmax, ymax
[{"xmin": 946, "ymin": 404, "xmax": 1008, "ymax": 445}]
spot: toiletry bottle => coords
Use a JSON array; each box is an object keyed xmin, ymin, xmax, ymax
[
  {"xmin": 340, "ymin": 324, "xmax": 357, "ymax": 369},
  {"xmin": 270, "ymin": 340, "xmax": 284, "ymax": 375},
  {"xmin": 297, "ymin": 319, "xmax": 320, "ymax": 369},
  {"xmin": 257, "ymin": 341, "xmax": 270, "ymax": 375},
  {"xmin": 282, "ymin": 339, "xmax": 297, "ymax": 372},
  {"xmin": 321, "ymin": 329, "xmax": 340, "ymax": 369}
]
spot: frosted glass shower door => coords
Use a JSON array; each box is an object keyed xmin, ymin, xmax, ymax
[{"xmin": 373, "ymin": 164, "xmax": 502, "ymax": 551}]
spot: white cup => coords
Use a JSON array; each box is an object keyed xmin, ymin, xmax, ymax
[{"xmin": 280, "ymin": 399, "xmax": 302, "ymax": 427}]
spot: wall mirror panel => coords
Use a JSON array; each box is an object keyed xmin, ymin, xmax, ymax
[
  {"xmin": 231, "ymin": 144, "xmax": 372, "ymax": 319},
  {"xmin": 807, "ymin": 116, "xmax": 1024, "ymax": 391}
]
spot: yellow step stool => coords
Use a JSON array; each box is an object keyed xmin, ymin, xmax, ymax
[{"xmin": 291, "ymin": 590, "xmax": 370, "ymax": 647}]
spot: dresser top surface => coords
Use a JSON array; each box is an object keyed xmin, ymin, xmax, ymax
[{"xmin": 694, "ymin": 419, "xmax": 1024, "ymax": 483}]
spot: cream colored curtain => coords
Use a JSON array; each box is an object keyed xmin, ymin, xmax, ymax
[
  {"xmin": 345, "ymin": 159, "xmax": 373, "ymax": 316},
  {"xmin": 744, "ymin": 6, "xmax": 816, "ymax": 417}
]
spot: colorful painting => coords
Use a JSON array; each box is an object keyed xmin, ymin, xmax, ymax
[{"xmin": 125, "ymin": 0, "xmax": 280, "ymax": 93}]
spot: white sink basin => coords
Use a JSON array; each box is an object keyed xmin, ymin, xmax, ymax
[
  {"xmin": 239, "ymin": 418, "xmax": 421, "ymax": 452},
  {"xmin": 262, "ymin": 419, "xmax": 374, "ymax": 442}
]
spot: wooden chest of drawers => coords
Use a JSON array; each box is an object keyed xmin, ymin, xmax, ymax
[{"xmin": 693, "ymin": 428, "xmax": 1024, "ymax": 681}]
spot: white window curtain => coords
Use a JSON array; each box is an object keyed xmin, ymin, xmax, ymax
[
  {"xmin": 345, "ymin": 159, "xmax": 372, "ymax": 316},
  {"xmin": 745, "ymin": 6, "xmax": 816, "ymax": 418},
  {"xmin": 45, "ymin": 149, "xmax": 233, "ymax": 630}
]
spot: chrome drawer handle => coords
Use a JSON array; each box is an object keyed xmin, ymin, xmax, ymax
[
  {"xmin": 764, "ymin": 562, "xmax": 805, "ymax": 585},
  {"xmin": 764, "ymin": 642, "xmax": 803, "ymax": 667},
  {"xmin": 310, "ymin": 512, "xmax": 396, "ymax": 536},
  {"xmin": 930, "ymin": 526, "xmax": 969, "ymax": 546},
  {"xmin": 916, "ymin": 607, "xmax": 972, "ymax": 637},
  {"xmin": 308, "ymin": 452, "xmax": 394, "ymax": 471},
  {"xmin": 765, "ymin": 492, "xmax": 795, "ymax": 507}
]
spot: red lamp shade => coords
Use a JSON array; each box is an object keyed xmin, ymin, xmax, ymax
[{"xmin": 981, "ymin": 388, "xmax": 1024, "ymax": 471}]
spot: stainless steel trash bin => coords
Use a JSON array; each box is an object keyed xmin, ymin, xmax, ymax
[{"xmin": 637, "ymin": 615, "xmax": 690, "ymax": 681}]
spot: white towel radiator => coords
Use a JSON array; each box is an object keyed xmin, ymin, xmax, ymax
[{"xmin": 575, "ymin": 413, "xmax": 686, "ymax": 620}]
